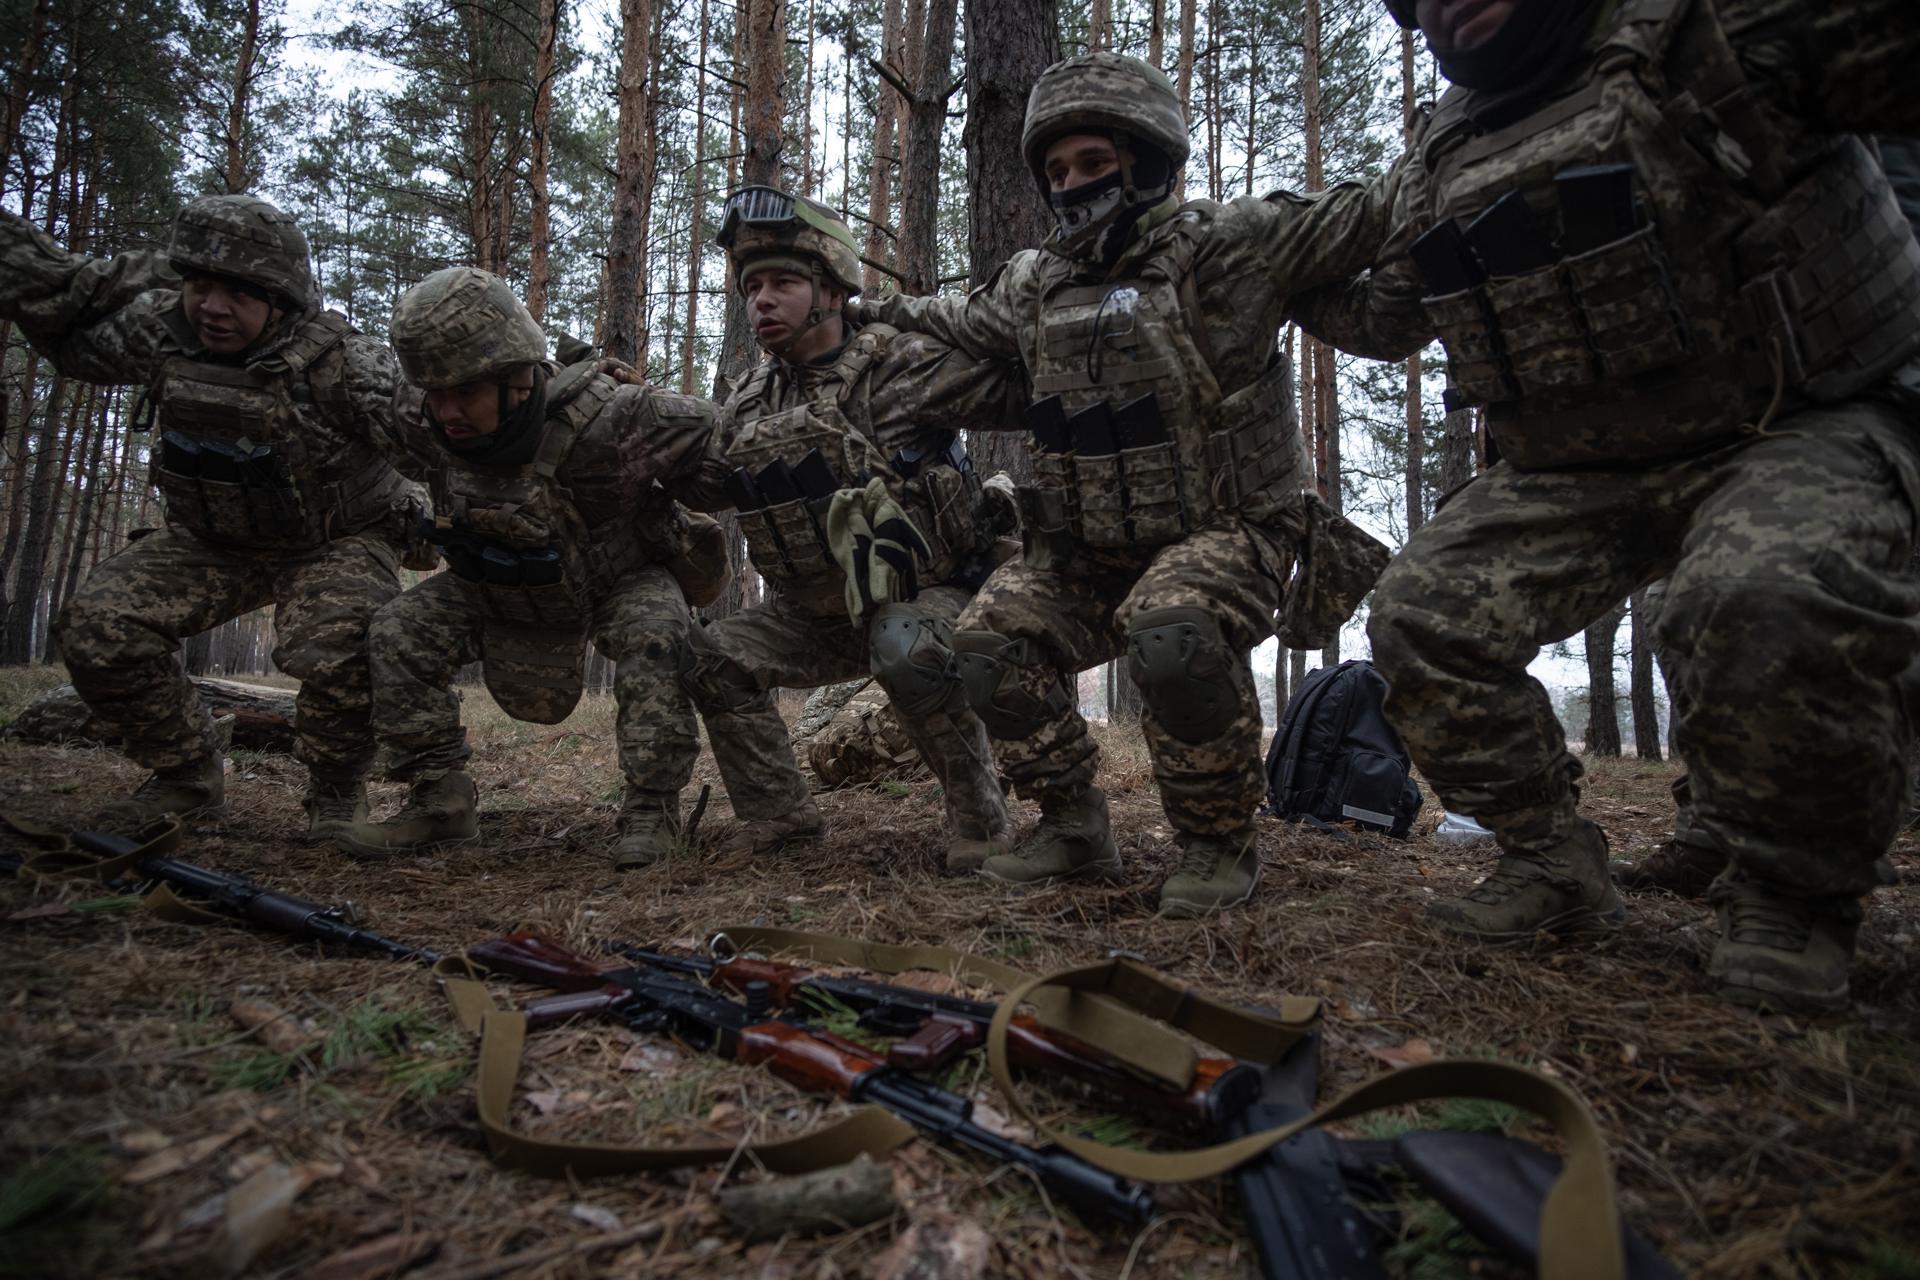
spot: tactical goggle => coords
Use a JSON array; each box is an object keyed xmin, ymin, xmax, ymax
[
  {"xmin": 1382, "ymin": 0, "xmax": 1416, "ymax": 28},
  {"xmin": 717, "ymin": 186, "xmax": 799, "ymax": 248}
]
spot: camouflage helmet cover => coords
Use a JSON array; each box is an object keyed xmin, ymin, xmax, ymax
[
  {"xmin": 723, "ymin": 188, "xmax": 864, "ymax": 297},
  {"xmin": 168, "ymin": 194, "xmax": 316, "ymax": 308},
  {"xmin": 1020, "ymin": 52, "xmax": 1192, "ymax": 194},
  {"xmin": 390, "ymin": 267, "xmax": 548, "ymax": 389}
]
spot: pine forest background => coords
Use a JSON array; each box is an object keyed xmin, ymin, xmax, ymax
[{"xmin": 0, "ymin": 0, "xmax": 1669, "ymax": 760}]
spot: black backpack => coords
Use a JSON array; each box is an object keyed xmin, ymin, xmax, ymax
[{"xmin": 1267, "ymin": 659, "xmax": 1423, "ymax": 838}]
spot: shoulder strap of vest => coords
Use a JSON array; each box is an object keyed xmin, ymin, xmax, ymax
[
  {"xmin": 533, "ymin": 369, "xmax": 617, "ymax": 479},
  {"xmin": 829, "ymin": 325, "xmax": 893, "ymax": 394},
  {"xmin": 253, "ymin": 310, "xmax": 352, "ymax": 377}
]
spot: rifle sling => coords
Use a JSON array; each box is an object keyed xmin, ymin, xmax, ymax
[
  {"xmin": 3, "ymin": 813, "xmax": 231, "ymax": 927},
  {"xmin": 438, "ymin": 970, "xmax": 917, "ymax": 1177},
  {"xmin": 984, "ymin": 957, "xmax": 1627, "ymax": 1280}
]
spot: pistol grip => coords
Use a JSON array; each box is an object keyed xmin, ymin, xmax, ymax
[{"xmin": 886, "ymin": 1013, "xmax": 981, "ymax": 1072}]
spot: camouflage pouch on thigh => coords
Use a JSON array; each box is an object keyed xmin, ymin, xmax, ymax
[{"xmin": 1275, "ymin": 494, "xmax": 1392, "ymax": 650}]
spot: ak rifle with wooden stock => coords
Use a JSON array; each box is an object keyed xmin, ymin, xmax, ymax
[{"xmin": 467, "ymin": 931, "xmax": 1156, "ymax": 1227}]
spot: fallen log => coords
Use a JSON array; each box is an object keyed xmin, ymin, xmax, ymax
[{"xmin": 4, "ymin": 678, "xmax": 299, "ymax": 752}]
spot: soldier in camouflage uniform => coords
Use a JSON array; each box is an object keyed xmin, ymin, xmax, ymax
[
  {"xmin": 0, "ymin": 196, "xmax": 419, "ymax": 840},
  {"xmin": 1305, "ymin": 0, "xmax": 1920, "ymax": 1011},
  {"xmin": 336, "ymin": 268, "xmax": 726, "ymax": 869},
  {"xmin": 625, "ymin": 189, "xmax": 1018, "ymax": 873},
  {"xmin": 853, "ymin": 53, "xmax": 1394, "ymax": 916}
]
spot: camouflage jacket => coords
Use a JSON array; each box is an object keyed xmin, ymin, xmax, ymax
[
  {"xmin": 859, "ymin": 183, "xmax": 1402, "ymax": 416},
  {"xmin": 0, "ymin": 209, "xmax": 415, "ymax": 487},
  {"xmin": 1293, "ymin": 0, "xmax": 1920, "ymax": 469}
]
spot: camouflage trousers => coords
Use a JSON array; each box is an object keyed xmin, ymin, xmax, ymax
[
  {"xmin": 368, "ymin": 565, "xmax": 697, "ymax": 799},
  {"xmin": 694, "ymin": 585, "xmax": 1009, "ymax": 841},
  {"xmin": 55, "ymin": 525, "xmax": 401, "ymax": 780},
  {"xmin": 961, "ymin": 520, "xmax": 1293, "ymax": 837},
  {"xmin": 1368, "ymin": 394, "xmax": 1920, "ymax": 898}
]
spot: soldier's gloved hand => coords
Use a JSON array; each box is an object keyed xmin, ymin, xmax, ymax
[
  {"xmin": 827, "ymin": 478, "xmax": 930, "ymax": 625},
  {"xmin": 865, "ymin": 481, "xmax": 930, "ymax": 606}
]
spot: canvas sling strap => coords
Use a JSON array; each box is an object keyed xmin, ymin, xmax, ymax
[
  {"xmin": 434, "ymin": 923, "xmax": 1225, "ymax": 1177},
  {"xmin": 2, "ymin": 813, "xmax": 240, "ymax": 928},
  {"xmin": 983, "ymin": 956, "xmax": 1627, "ymax": 1280}
]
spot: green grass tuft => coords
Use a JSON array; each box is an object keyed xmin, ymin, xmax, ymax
[{"xmin": 0, "ymin": 1144, "xmax": 120, "ymax": 1280}]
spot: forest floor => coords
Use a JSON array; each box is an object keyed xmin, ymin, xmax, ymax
[{"xmin": 0, "ymin": 664, "xmax": 1916, "ymax": 1280}]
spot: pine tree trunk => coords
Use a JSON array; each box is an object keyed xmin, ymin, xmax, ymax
[
  {"xmin": 0, "ymin": 0, "xmax": 50, "ymax": 194},
  {"xmin": 1401, "ymin": 28, "xmax": 1423, "ymax": 537},
  {"xmin": 1, "ymin": 374, "xmax": 73, "ymax": 663},
  {"xmin": 224, "ymin": 0, "xmax": 262, "ymax": 193},
  {"xmin": 526, "ymin": 0, "xmax": 560, "ymax": 321},
  {"xmin": 1089, "ymin": 0, "xmax": 1111, "ymax": 49},
  {"xmin": 896, "ymin": 0, "xmax": 959, "ymax": 297},
  {"xmin": 680, "ymin": 0, "xmax": 711, "ymax": 394},
  {"xmin": 958, "ymin": 0, "xmax": 1055, "ymax": 485},
  {"xmin": 1628, "ymin": 589, "xmax": 1663, "ymax": 761},
  {"xmin": 1583, "ymin": 601, "xmax": 1627, "ymax": 757},
  {"xmin": 863, "ymin": 0, "xmax": 904, "ymax": 290},
  {"xmin": 1148, "ymin": 0, "xmax": 1163, "ymax": 68},
  {"xmin": 1174, "ymin": 0, "xmax": 1195, "ymax": 197},
  {"xmin": 603, "ymin": 0, "xmax": 655, "ymax": 364},
  {"xmin": 741, "ymin": 0, "xmax": 784, "ymax": 187},
  {"xmin": 42, "ymin": 385, "xmax": 98, "ymax": 644}
]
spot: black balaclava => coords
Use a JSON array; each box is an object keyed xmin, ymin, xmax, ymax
[
  {"xmin": 1427, "ymin": 0, "xmax": 1608, "ymax": 95},
  {"xmin": 432, "ymin": 365, "xmax": 551, "ymax": 467},
  {"xmin": 1049, "ymin": 134, "xmax": 1175, "ymax": 265}
]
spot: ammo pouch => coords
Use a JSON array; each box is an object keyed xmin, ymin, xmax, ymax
[
  {"xmin": 1275, "ymin": 494, "xmax": 1393, "ymax": 651},
  {"xmin": 1423, "ymin": 224, "xmax": 1690, "ymax": 405},
  {"xmin": 902, "ymin": 459, "xmax": 983, "ymax": 584},
  {"xmin": 1201, "ymin": 360, "xmax": 1303, "ymax": 515},
  {"xmin": 156, "ymin": 430, "xmax": 311, "ymax": 545},
  {"xmin": 742, "ymin": 494, "xmax": 839, "ymax": 595}
]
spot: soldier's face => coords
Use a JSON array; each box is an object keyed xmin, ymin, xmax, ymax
[
  {"xmin": 1044, "ymin": 134, "xmax": 1122, "ymax": 193},
  {"xmin": 181, "ymin": 276, "xmax": 277, "ymax": 354},
  {"xmin": 1414, "ymin": 0, "xmax": 1518, "ymax": 52},
  {"xmin": 427, "ymin": 367, "xmax": 536, "ymax": 439},
  {"xmin": 744, "ymin": 269, "xmax": 842, "ymax": 360}
]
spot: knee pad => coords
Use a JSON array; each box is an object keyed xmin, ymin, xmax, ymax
[
  {"xmin": 951, "ymin": 629, "xmax": 1070, "ymax": 739},
  {"xmin": 676, "ymin": 622, "xmax": 763, "ymax": 714},
  {"xmin": 868, "ymin": 603, "xmax": 965, "ymax": 718},
  {"xmin": 1126, "ymin": 606, "xmax": 1238, "ymax": 744}
]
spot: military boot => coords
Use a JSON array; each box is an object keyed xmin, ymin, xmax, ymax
[
  {"xmin": 1426, "ymin": 819, "xmax": 1626, "ymax": 940},
  {"xmin": 713, "ymin": 798, "xmax": 825, "ymax": 857},
  {"xmin": 981, "ymin": 785, "xmax": 1121, "ymax": 885},
  {"xmin": 614, "ymin": 789, "xmax": 683, "ymax": 871},
  {"xmin": 303, "ymin": 778, "xmax": 369, "ymax": 843},
  {"xmin": 1615, "ymin": 838, "xmax": 1727, "ymax": 898},
  {"xmin": 944, "ymin": 832, "xmax": 1011, "ymax": 876},
  {"xmin": 333, "ymin": 770, "xmax": 478, "ymax": 859},
  {"xmin": 1158, "ymin": 827, "xmax": 1261, "ymax": 918},
  {"xmin": 91, "ymin": 755, "xmax": 226, "ymax": 832},
  {"xmin": 1709, "ymin": 877, "xmax": 1858, "ymax": 1015}
]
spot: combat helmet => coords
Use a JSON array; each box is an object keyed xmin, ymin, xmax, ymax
[
  {"xmin": 718, "ymin": 186, "xmax": 862, "ymax": 355},
  {"xmin": 168, "ymin": 194, "xmax": 316, "ymax": 309},
  {"xmin": 390, "ymin": 267, "xmax": 547, "ymax": 390},
  {"xmin": 1021, "ymin": 53, "xmax": 1190, "ymax": 259}
]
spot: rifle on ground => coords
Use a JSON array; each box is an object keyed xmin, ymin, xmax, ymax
[
  {"xmin": 2, "ymin": 829, "xmax": 442, "ymax": 966},
  {"xmin": 468, "ymin": 932, "xmax": 1155, "ymax": 1226}
]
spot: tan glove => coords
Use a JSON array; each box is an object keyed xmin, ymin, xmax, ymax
[{"xmin": 827, "ymin": 478, "xmax": 932, "ymax": 625}]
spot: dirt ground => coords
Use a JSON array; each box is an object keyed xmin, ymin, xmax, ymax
[{"xmin": 0, "ymin": 668, "xmax": 1915, "ymax": 1280}]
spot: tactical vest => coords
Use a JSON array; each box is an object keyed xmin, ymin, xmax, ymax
[
  {"xmin": 726, "ymin": 324, "xmax": 983, "ymax": 600},
  {"xmin": 432, "ymin": 362, "xmax": 664, "ymax": 723},
  {"xmin": 151, "ymin": 309, "xmax": 408, "ymax": 547},
  {"xmin": 1416, "ymin": 0, "xmax": 1920, "ymax": 469},
  {"xmin": 1021, "ymin": 208, "xmax": 1304, "ymax": 552}
]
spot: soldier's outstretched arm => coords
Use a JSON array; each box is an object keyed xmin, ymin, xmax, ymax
[
  {"xmin": 1722, "ymin": 0, "xmax": 1920, "ymax": 135},
  {"xmin": 608, "ymin": 381, "xmax": 734, "ymax": 510},
  {"xmin": 867, "ymin": 332, "xmax": 1027, "ymax": 440},
  {"xmin": 858, "ymin": 250, "xmax": 1038, "ymax": 361},
  {"xmin": 0, "ymin": 209, "xmax": 176, "ymax": 384}
]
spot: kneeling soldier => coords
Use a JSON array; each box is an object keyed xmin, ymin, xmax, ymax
[
  {"xmin": 338, "ymin": 268, "xmax": 725, "ymax": 868},
  {"xmin": 0, "ymin": 196, "xmax": 420, "ymax": 840}
]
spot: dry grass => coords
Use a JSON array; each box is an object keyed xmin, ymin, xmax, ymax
[{"xmin": 0, "ymin": 680, "xmax": 1916, "ymax": 1279}]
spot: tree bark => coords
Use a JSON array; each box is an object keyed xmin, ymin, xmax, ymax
[
  {"xmin": 1628, "ymin": 589, "xmax": 1663, "ymax": 761},
  {"xmin": 741, "ymin": 0, "xmax": 784, "ymax": 188},
  {"xmin": 895, "ymin": 0, "xmax": 959, "ymax": 298},
  {"xmin": 526, "ymin": 0, "xmax": 561, "ymax": 321},
  {"xmin": 1089, "ymin": 0, "xmax": 1112, "ymax": 50},
  {"xmin": 1, "ymin": 374, "xmax": 73, "ymax": 663},
  {"xmin": 603, "ymin": 0, "xmax": 655, "ymax": 364},
  {"xmin": 1174, "ymin": 0, "xmax": 1195, "ymax": 197},
  {"xmin": 680, "ymin": 0, "xmax": 711, "ymax": 394},
  {"xmin": 863, "ymin": 0, "xmax": 904, "ymax": 290},
  {"xmin": 1583, "ymin": 601, "xmax": 1627, "ymax": 757},
  {"xmin": 1401, "ymin": 28, "xmax": 1423, "ymax": 537},
  {"xmin": 958, "ymin": 0, "xmax": 1056, "ymax": 486},
  {"xmin": 224, "ymin": 0, "xmax": 262, "ymax": 193}
]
